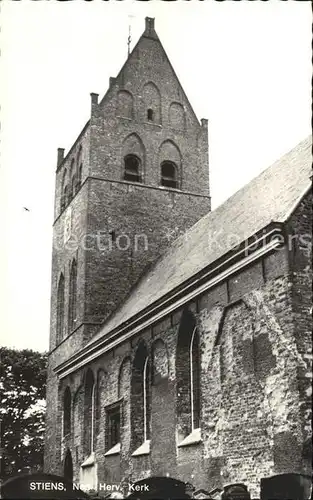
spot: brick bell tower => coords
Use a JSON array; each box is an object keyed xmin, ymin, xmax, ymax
[{"xmin": 49, "ymin": 17, "xmax": 210, "ymax": 356}]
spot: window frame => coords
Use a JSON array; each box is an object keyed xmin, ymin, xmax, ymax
[
  {"xmin": 106, "ymin": 401, "xmax": 122, "ymax": 451},
  {"xmin": 123, "ymin": 154, "xmax": 142, "ymax": 183},
  {"xmin": 68, "ymin": 259, "xmax": 78, "ymax": 334},
  {"xmin": 190, "ymin": 327, "xmax": 201, "ymax": 431},
  {"xmin": 160, "ymin": 160, "xmax": 179, "ymax": 189},
  {"xmin": 56, "ymin": 273, "xmax": 65, "ymax": 344},
  {"xmin": 143, "ymin": 356, "xmax": 151, "ymax": 442},
  {"xmin": 84, "ymin": 369, "xmax": 96, "ymax": 456}
]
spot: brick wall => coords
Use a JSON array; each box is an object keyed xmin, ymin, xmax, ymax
[
  {"xmin": 46, "ymin": 19, "xmax": 310, "ymax": 499},
  {"xmin": 49, "ymin": 20, "xmax": 210, "ymax": 353},
  {"xmin": 46, "ymin": 224, "xmax": 311, "ymax": 499},
  {"xmin": 84, "ymin": 179, "xmax": 210, "ymax": 329},
  {"xmin": 46, "ymin": 22, "xmax": 211, "ymax": 469},
  {"xmin": 288, "ymin": 192, "xmax": 312, "ymax": 473}
]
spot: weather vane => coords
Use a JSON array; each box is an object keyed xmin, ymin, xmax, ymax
[{"xmin": 127, "ymin": 14, "xmax": 134, "ymax": 56}]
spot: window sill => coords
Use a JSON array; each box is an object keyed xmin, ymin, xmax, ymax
[
  {"xmin": 159, "ymin": 185, "xmax": 181, "ymax": 192},
  {"xmin": 144, "ymin": 121, "xmax": 162, "ymax": 128},
  {"xmin": 104, "ymin": 442, "xmax": 121, "ymax": 456},
  {"xmin": 117, "ymin": 115, "xmax": 132, "ymax": 121},
  {"xmin": 178, "ymin": 428, "xmax": 202, "ymax": 448},
  {"xmin": 81, "ymin": 452, "xmax": 95, "ymax": 468},
  {"xmin": 131, "ymin": 440, "xmax": 150, "ymax": 457}
]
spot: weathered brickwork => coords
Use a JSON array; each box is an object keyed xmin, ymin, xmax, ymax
[
  {"xmin": 287, "ymin": 192, "xmax": 312, "ymax": 474},
  {"xmin": 49, "ymin": 17, "xmax": 210, "ymax": 355},
  {"xmin": 45, "ymin": 228, "xmax": 312, "ymax": 498},
  {"xmin": 46, "ymin": 18, "xmax": 211, "ymax": 474},
  {"xmin": 45, "ymin": 16, "xmax": 311, "ymax": 500}
]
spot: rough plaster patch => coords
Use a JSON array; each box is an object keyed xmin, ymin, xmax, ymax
[
  {"xmin": 246, "ymin": 290, "xmax": 306, "ymax": 369},
  {"xmin": 264, "ymin": 374, "xmax": 291, "ymax": 433},
  {"xmin": 244, "ymin": 290, "xmax": 303, "ymax": 447},
  {"xmin": 199, "ymin": 306, "xmax": 224, "ymax": 372}
]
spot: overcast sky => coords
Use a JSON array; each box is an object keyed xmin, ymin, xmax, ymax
[{"xmin": 0, "ymin": 0, "xmax": 310, "ymax": 353}]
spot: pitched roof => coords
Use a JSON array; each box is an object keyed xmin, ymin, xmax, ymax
[
  {"xmin": 57, "ymin": 17, "xmax": 200, "ymax": 173},
  {"xmin": 100, "ymin": 17, "xmax": 200, "ymax": 124},
  {"xmin": 87, "ymin": 137, "xmax": 311, "ymax": 346}
]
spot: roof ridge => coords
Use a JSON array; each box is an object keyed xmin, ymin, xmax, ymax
[
  {"xmin": 160, "ymin": 136, "xmax": 312, "ymax": 259},
  {"xmin": 87, "ymin": 135, "xmax": 311, "ymax": 344}
]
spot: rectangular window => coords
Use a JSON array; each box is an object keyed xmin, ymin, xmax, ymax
[{"xmin": 106, "ymin": 404, "xmax": 121, "ymax": 450}]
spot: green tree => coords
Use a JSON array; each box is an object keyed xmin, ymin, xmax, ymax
[{"xmin": 0, "ymin": 347, "xmax": 47, "ymax": 479}]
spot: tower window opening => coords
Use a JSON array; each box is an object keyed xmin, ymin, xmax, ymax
[
  {"xmin": 124, "ymin": 154, "xmax": 142, "ymax": 183},
  {"xmin": 76, "ymin": 164, "xmax": 82, "ymax": 193},
  {"xmin": 161, "ymin": 161, "xmax": 178, "ymax": 189},
  {"xmin": 63, "ymin": 186, "xmax": 68, "ymax": 207},
  {"xmin": 147, "ymin": 109, "xmax": 154, "ymax": 122},
  {"xmin": 68, "ymin": 259, "xmax": 77, "ymax": 334},
  {"xmin": 56, "ymin": 273, "xmax": 65, "ymax": 344}
]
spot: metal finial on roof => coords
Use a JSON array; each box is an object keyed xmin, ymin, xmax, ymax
[{"xmin": 127, "ymin": 14, "xmax": 134, "ymax": 57}]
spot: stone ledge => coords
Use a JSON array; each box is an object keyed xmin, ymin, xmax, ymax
[
  {"xmin": 81, "ymin": 452, "xmax": 96, "ymax": 468},
  {"xmin": 104, "ymin": 442, "xmax": 121, "ymax": 456},
  {"xmin": 131, "ymin": 440, "xmax": 150, "ymax": 456},
  {"xmin": 178, "ymin": 428, "xmax": 202, "ymax": 448}
]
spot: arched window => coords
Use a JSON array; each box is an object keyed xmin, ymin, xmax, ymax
[
  {"xmin": 190, "ymin": 328, "xmax": 200, "ymax": 430},
  {"xmin": 131, "ymin": 342, "xmax": 151, "ymax": 452},
  {"xmin": 63, "ymin": 449, "xmax": 73, "ymax": 482},
  {"xmin": 63, "ymin": 185, "xmax": 68, "ymax": 208},
  {"xmin": 95, "ymin": 369, "xmax": 106, "ymax": 438},
  {"xmin": 124, "ymin": 154, "xmax": 142, "ymax": 183},
  {"xmin": 56, "ymin": 274, "xmax": 65, "ymax": 344},
  {"xmin": 117, "ymin": 90, "xmax": 134, "ymax": 119},
  {"xmin": 61, "ymin": 169, "xmax": 68, "ymax": 211},
  {"xmin": 176, "ymin": 308, "xmax": 201, "ymax": 441},
  {"xmin": 71, "ymin": 176, "xmax": 76, "ymax": 198},
  {"xmin": 142, "ymin": 82, "xmax": 161, "ymax": 124},
  {"xmin": 147, "ymin": 109, "xmax": 153, "ymax": 122},
  {"xmin": 77, "ymin": 165, "xmax": 82, "ymax": 192},
  {"xmin": 161, "ymin": 161, "xmax": 178, "ymax": 189},
  {"xmin": 143, "ymin": 356, "xmax": 151, "ymax": 442},
  {"xmin": 76, "ymin": 147, "xmax": 83, "ymax": 192},
  {"xmin": 84, "ymin": 369, "xmax": 95, "ymax": 456},
  {"xmin": 169, "ymin": 102, "xmax": 186, "ymax": 130},
  {"xmin": 61, "ymin": 195, "xmax": 66, "ymax": 212},
  {"xmin": 68, "ymin": 259, "xmax": 77, "ymax": 333},
  {"xmin": 68, "ymin": 159, "xmax": 75, "ymax": 202},
  {"xmin": 63, "ymin": 386, "xmax": 71, "ymax": 436}
]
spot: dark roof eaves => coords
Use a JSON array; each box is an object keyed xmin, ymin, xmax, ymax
[
  {"xmin": 87, "ymin": 221, "xmax": 284, "ymax": 345},
  {"xmin": 54, "ymin": 221, "xmax": 285, "ymax": 375}
]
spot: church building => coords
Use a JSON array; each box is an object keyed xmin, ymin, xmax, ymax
[{"xmin": 45, "ymin": 18, "xmax": 312, "ymax": 499}]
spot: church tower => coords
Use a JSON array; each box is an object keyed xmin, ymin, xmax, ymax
[{"xmin": 50, "ymin": 17, "xmax": 210, "ymax": 355}]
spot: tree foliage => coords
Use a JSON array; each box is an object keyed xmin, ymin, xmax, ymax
[{"xmin": 0, "ymin": 347, "xmax": 47, "ymax": 479}]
